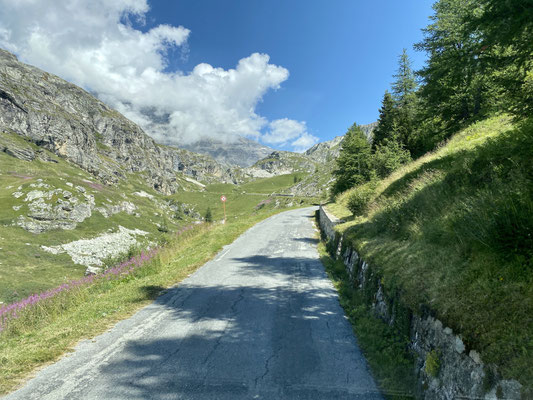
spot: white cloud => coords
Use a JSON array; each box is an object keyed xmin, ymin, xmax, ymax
[
  {"xmin": 291, "ymin": 132, "xmax": 320, "ymax": 152},
  {"xmin": 263, "ymin": 118, "xmax": 318, "ymax": 152},
  {"xmin": 0, "ymin": 0, "xmax": 309, "ymax": 151}
]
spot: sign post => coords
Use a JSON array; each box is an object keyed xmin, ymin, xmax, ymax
[{"xmin": 220, "ymin": 195, "xmax": 226, "ymax": 224}]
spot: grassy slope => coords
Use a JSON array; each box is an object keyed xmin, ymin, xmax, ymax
[
  {"xmin": 0, "ymin": 131, "xmax": 312, "ymax": 303},
  {"xmin": 329, "ymin": 115, "xmax": 533, "ymax": 387}
]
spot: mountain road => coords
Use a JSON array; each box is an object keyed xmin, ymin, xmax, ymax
[{"xmin": 4, "ymin": 207, "xmax": 383, "ymax": 400}]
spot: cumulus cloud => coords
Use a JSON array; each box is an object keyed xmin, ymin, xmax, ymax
[
  {"xmin": 0, "ymin": 0, "xmax": 312, "ymax": 151},
  {"xmin": 263, "ymin": 118, "xmax": 318, "ymax": 152}
]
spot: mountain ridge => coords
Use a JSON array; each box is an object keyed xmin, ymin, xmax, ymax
[
  {"xmin": 0, "ymin": 49, "xmax": 241, "ymax": 194},
  {"xmin": 180, "ymin": 136, "xmax": 275, "ymax": 167}
]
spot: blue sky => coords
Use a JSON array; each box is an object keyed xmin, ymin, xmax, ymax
[
  {"xmin": 0, "ymin": 0, "xmax": 435, "ymax": 150},
  {"xmin": 139, "ymin": 1, "xmax": 435, "ymax": 143}
]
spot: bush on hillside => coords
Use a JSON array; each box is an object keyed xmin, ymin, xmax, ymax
[
  {"xmin": 204, "ymin": 207, "xmax": 213, "ymax": 223},
  {"xmin": 372, "ymin": 139, "xmax": 411, "ymax": 179},
  {"xmin": 346, "ymin": 181, "xmax": 377, "ymax": 216}
]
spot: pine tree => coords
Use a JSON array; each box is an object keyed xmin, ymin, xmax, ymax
[
  {"xmin": 332, "ymin": 123, "xmax": 374, "ymax": 195},
  {"xmin": 372, "ymin": 91, "xmax": 397, "ymax": 150},
  {"xmin": 204, "ymin": 207, "xmax": 213, "ymax": 223},
  {"xmin": 391, "ymin": 49, "xmax": 418, "ymax": 150},
  {"xmin": 392, "ymin": 49, "xmax": 417, "ymax": 106},
  {"xmin": 415, "ymin": 0, "xmax": 495, "ymax": 130},
  {"xmin": 463, "ymin": 0, "xmax": 533, "ymax": 116},
  {"xmin": 372, "ymin": 139, "xmax": 411, "ymax": 179}
]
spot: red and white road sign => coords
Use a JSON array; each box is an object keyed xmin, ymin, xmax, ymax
[{"xmin": 220, "ymin": 195, "xmax": 226, "ymax": 202}]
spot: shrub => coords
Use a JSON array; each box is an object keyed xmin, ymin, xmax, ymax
[
  {"xmin": 425, "ymin": 350, "xmax": 441, "ymax": 377},
  {"xmin": 204, "ymin": 207, "xmax": 213, "ymax": 223},
  {"xmin": 157, "ymin": 219, "xmax": 169, "ymax": 232},
  {"xmin": 346, "ymin": 182, "xmax": 377, "ymax": 216},
  {"xmin": 372, "ymin": 139, "xmax": 411, "ymax": 179}
]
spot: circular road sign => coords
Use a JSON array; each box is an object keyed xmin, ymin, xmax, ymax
[{"xmin": 220, "ymin": 195, "xmax": 226, "ymax": 202}]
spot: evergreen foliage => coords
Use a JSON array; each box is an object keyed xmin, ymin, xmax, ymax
[
  {"xmin": 392, "ymin": 50, "xmax": 418, "ymax": 151},
  {"xmin": 415, "ymin": 0, "xmax": 495, "ymax": 130},
  {"xmin": 332, "ymin": 0, "xmax": 530, "ymax": 195},
  {"xmin": 204, "ymin": 207, "xmax": 213, "ymax": 223},
  {"xmin": 372, "ymin": 139, "xmax": 411, "ymax": 179},
  {"xmin": 372, "ymin": 91, "xmax": 397, "ymax": 150},
  {"xmin": 332, "ymin": 124, "xmax": 374, "ymax": 195}
]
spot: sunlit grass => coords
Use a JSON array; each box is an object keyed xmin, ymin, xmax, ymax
[{"xmin": 327, "ymin": 115, "xmax": 533, "ymax": 388}]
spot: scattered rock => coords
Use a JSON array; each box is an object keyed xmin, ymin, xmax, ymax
[
  {"xmin": 41, "ymin": 226, "xmax": 148, "ymax": 273},
  {"xmin": 4, "ymin": 145, "xmax": 35, "ymax": 161},
  {"xmin": 133, "ymin": 191, "xmax": 154, "ymax": 199},
  {"xmin": 85, "ymin": 266, "xmax": 102, "ymax": 276},
  {"xmin": 96, "ymin": 201, "xmax": 136, "ymax": 218},
  {"xmin": 25, "ymin": 190, "xmax": 45, "ymax": 202},
  {"xmin": 16, "ymin": 188, "xmax": 94, "ymax": 233}
]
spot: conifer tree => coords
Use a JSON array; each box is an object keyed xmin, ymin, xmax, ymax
[
  {"xmin": 392, "ymin": 49, "xmax": 417, "ymax": 106},
  {"xmin": 415, "ymin": 0, "xmax": 494, "ymax": 129},
  {"xmin": 390, "ymin": 49, "xmax": 418, "ymax": 150},
  {"xmin": 332, "ymin": 123, "xmax": 374, "ymax": 195},
  {"xmin": 204, "ymin": 207, "xmax": 213, "ymax": 223},
  {"xmin": 372, "ymin": 91, "xmax": 397, "ymax": 150}
]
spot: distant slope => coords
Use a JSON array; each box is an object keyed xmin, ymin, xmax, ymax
[
  {"xmin": 181, "ymin": 136, "xmax": 275, "ymax": 167},
  {"xmin": 0, "ymin": 134, "xmax": 312, "ymax": 303},
  {"xmin": 247, "ymin": 122, "xmax": 378, "ymax": 199}
]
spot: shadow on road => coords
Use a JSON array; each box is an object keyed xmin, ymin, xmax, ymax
[
  {"xmin": 292, "ymin": 237, "xmax": 320, "ymax": 245},
  {"xmin": 96, "ymin": 254, "xmax": 384, "ymax": 399}
]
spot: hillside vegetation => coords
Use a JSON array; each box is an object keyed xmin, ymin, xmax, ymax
[
  {"xmin": 0, "ymin": 134, "xmax": 314, "ymax": 305},
  {"xmin": 329, "ymin": 115, "xmax": 533, "ymax": 387}
]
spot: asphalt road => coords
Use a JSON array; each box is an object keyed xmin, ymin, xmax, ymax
[{"xmin": 5, "ymin": 207, "xmax": 383, "ymax": 400}]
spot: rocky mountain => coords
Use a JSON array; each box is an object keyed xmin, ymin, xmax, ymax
[
  {"xmin": 246, "ymin": 122, "xmax": 377, "ymax": 198},
  {"xmin": 0, "ymin": 49, "xmax": 240, "ymax": 194},
  {"xmin": 305, "ymin": 122, "xmax": 377, "ymax": 163},
  {"xmin": 247, "ymin": 150, "xmax": 317, "ymax": 176},
  {"xmin": 305, "ymin": 135, "xmax": 344, "ymax": 164},
  {"xmin": 181, "ymin": 136, "xmax": 275, "ymax": 167},
  {"xmin": 360, "ymin": 121, "xmax": 378, "ymax": 141}
]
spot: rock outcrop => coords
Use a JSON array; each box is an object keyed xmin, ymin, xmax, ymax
[
  {"xmin": 181, "ymin": 136, "xmax": 275, "ymax": 167},
  {"xmin": 0, "ymin": 49, "xmax": 238, "ymax": 193}
]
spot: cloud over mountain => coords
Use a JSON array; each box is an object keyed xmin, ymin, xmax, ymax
[
  {"xmin": 263, "ymin": 119, "xmax": 318, "ymax": 152},
  {"xmin": 0, "ymin": 0, "xmax": 314, "ymax": 151}
]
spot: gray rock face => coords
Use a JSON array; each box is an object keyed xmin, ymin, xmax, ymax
[
  {"xmin": 305, "ymin": 135, "xmax": 344, "ymax": 163},
  {"xmin": 181, "ymin": 136, "xmax": 275, "ymax": 167},
  {"xmin": 14, "ymin": 186, "xmax": 95, "ymax": 233},
  {"xmin": 0, "ymin": 49, "xmax": 237, "ymax": 192},
  {"xmin": 250, "ymin": 150, "xmax": 316, "ymax": 175},
  {"xmin": 305, "ymin": 122, "xmax": 377, "ymax": 164},
  {"xmin": 41, "ymin": 226, "xmax": 149, "ymax": 274},
  {"xmin": 4, "ymin": 145, "xmax": 35, "ymax": 161}
]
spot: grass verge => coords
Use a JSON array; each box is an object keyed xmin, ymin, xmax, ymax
[
  {"xmin": 316, "ymin": 239, "xmax": 415, "ymax": 400},
  {"xmin": 0, "ymin": 209, "xmax": 283, "ymax": 395}
]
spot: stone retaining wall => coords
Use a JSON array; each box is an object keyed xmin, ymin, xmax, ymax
[{"xmin": 318, "ymin": 205, "xmax": 523, "ymax": 400}]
